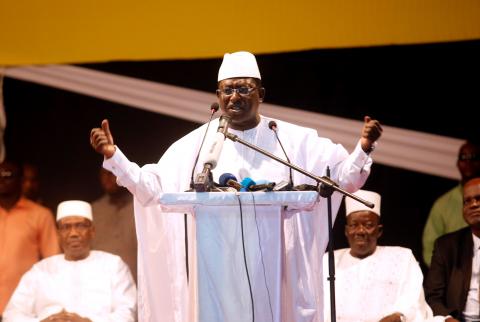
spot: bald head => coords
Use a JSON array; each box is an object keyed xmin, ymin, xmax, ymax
[{"xmin": 465, "ymin": 177, "xmax": 480, "ymax": 188}]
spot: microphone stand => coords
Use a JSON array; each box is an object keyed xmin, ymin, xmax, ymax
[
  {"xmin": 225, "ymin": 132, "xmax": 374, "ymax": 322},
  {"xmin": 323, "ymin": 166, "xmax": 336, "ymax": 322},
  {"xmin": 225, "ymin": 132, "xmax": 373, "ymax": 206}
]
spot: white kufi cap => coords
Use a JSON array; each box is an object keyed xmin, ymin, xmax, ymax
[
  {"xmin": 345, "ymin": 190, "xmax": 381, "ymax": 217},
  {"xmin": 218, "ymin": 51, "xmax": 261, "ymax": 82},
  {"xmin": 56, "ymin": 200, "xmax": 92, "ymax": 222}
]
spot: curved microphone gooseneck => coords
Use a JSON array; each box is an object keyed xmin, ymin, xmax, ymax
[
  {"xmin": 268, "ymin": 120, "xmax": 294, "ymax": 189},
  {"xmin": 189, "ymin": 102, "xmax": 220, "ymax": 190},
  {"xmin": 185, "ymin": 102, "xmax": 219, "ymax": 283}
]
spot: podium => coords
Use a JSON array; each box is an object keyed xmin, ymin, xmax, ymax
[{"xmin": 155, "ymin": 191, "xmax": 320, "ymax": 322}]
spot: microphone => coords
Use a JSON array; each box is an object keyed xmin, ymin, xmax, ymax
[
  {"xmin": 188, "ymin": 103, "xmax": 219, "ymax": 191},
  {"xmin": 272, "ymin": 180, "xmax": 291, "ymax": 191},
  {"xmin": 194, "ymin": 115, "xmax": 231, "ymax": 192},
  {"xmin": 293, "ymin": 183, "xmax": 318, "ymax": 191},
  {"xmin": 249, "ymin": 180, "xmax": 276, "ymax": 191},
  {"xmin": 204, "ymin": 115, "xmax": 231, "ymax": 169},
  {"xmin": 268, "ymin": 120, "xmax": 294, "ymax": 190},
  {"xmin": 219, "ymin": 173, "xmax": 242, "ymax": 191}
]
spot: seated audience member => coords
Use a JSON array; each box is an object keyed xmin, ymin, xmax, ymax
[
  {"xmin": 425, "ymin": 177, "xmax": 480, "ymax": 322},
  {"xmin": 2, "ymin": 200, "xmax": 137, "ymax": 322},
  {"xmin": 323, "ymin": 190, "xmax": 441, "ymax": 322},
  {"xmin": 92, "ymin": 168, "xmax": 137, "ymax": 283},
  {"xmin": 0, "ymin": 160, "xmax": 59, "ymax": 316},
  {"xmin": 423, "ymin": 140, "xmax": 480, "ymax": 266}
]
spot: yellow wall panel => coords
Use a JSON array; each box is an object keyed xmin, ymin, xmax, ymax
[{"xmin": 0, "ymin": 0, "xmax": 479, "ymax": 65}]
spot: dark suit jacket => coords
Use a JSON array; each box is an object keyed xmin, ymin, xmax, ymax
[{"xmin": 424, "ymin": 227, "xmax": 474, "ymax": 319}]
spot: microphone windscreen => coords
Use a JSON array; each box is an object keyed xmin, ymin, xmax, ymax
[
  {"xmin": 268, "ymin": 120, "xmax": 277, "ymax": 130},
  {"xmin": 210, "ymin": 102, "xmax": 220, "ymax": 112},
  {"xmin": 219, "ymin": 173, "xmax": 237, "ymax": 187},
  {"xmin": 240, "ymin": 177, "xmax": 256, "ymax": 191}
]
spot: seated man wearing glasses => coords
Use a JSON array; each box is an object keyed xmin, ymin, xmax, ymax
[
  {"xmin": 425, "ymin": 177, "xmax": 480, "ymax": 322},
  {"xmin": 3, "ymin": 200, "xmax": 137, "ymax": 322},
  {"xmin": 323, "ymin": 190, "xmax": 439, "ymax": 322},
  {"xmin": 423, "ymin": 139, "xmax": 480, "ymax": 266}
]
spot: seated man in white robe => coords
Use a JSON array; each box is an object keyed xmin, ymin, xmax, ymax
[
  {"xmin": 2, "ymin": 200, "xmax": 137, "ymax": 322},
  {"xmin": 323, "ymin": 190, "xmax": 439, "ymax": 322}
]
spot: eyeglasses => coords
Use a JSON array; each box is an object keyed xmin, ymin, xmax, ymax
[
  {"xmin": 58, "ymin": 221, "xmax": 92, "ymax": 232},
  {"xmin": 464, "ymin": 195, "xmax": 480, "ymax": 207},
  {"xmin": 218, "ymin": 87, "xmax": 257, "ymax": 96},
  {"xmin": 459, "ymin": 153, "xmax": 480, "ymax": 161}
]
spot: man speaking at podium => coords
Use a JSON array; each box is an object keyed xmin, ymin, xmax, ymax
[{"xmin": 90, "ymin": 51, "xmax": 382, "ymax": 322}]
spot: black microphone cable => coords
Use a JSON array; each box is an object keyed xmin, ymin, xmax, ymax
[
  {"xmin": 236, "ymin": 194, "xmax": 255, "ymax": 322},
  {"xmin": 251, "ymin": 193, "xmax": 274, "ymax": 322},
  {"xmin": 268, "ymin": 120, "xmax": 294, "ymax": 189}
]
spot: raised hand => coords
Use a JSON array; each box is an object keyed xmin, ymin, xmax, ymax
[
  {"xmin": 90, "ymin": 119, "xmax": 116, "ymax": 159},
  {"xmin": 360, "ymin": 116, "xmax": 383, "ymax": 153}
]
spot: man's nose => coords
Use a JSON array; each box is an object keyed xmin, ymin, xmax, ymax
[
  {"xmin": 230, "ymin": 90, "xmax": 242, "ymax": 101},
  {"xmin": 468, "ymin": 197, "xmax": 480, "ymax": 208},
  {"xmin": 67, "ymin": 227, "xmax": 81, "ymax": 236},
  {"xmin": 355, "ymin": 225, "xmax": 367, "ymax": 234}
]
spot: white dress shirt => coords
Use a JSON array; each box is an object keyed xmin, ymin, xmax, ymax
[{"xmin": 463, "ymin": 233, "xmax": 480, "ymax": 321}]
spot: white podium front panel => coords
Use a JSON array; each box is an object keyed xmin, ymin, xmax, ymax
[{"xmin": 157, "ymin": 192, "xmax": 319, "ymax": 322}]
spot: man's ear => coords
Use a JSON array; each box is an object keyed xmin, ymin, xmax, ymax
[
  {"xmin": 258, "ymin": 87, "xmax": 266, "ymax": 102},
  {"xmin": 89, "ymin": 225, "xmax": 96, "ymax": 239},
  {"xmin": 377, "ymin": 224, "xmax": 383, "ymax": 238}
]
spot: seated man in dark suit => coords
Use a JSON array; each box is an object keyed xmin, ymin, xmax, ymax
[{"xmin": 425, "ymin": 176, "xmax": 480, "ymax": 322}]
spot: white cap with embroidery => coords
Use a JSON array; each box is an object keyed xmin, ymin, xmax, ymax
[
  {"xmin": 56, "ymin": 200, "xmax": 92, "ymax": 222},
  {"xmin": 345, "ymin": 190, "xmax": 381, "ymax": 217},
  {"xmin": 218, "ymin": 51, "xmax": 261, "ymax": 82}
]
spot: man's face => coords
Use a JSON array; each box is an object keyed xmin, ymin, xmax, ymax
[
  {"xmin": 57, "ymin": 216, "xmax": 94, "ymax": 261},
  {"xmin": 463, "ymin": 178, "xmax": 480, "ymax": 230},
  {"xmin": 345, "ymin": 211, "xmax": 382, "ymax": 258},
  {"xmin": 216, "ymin": 77, "xmax": 264, "ymax": 131},
  {"xmin": 22, "ymin": 164, "xmax": 40, "ymax": 200},
  {"xmin": 457, "ymin": 142, "xmax": 480, "ymax": 183}
]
